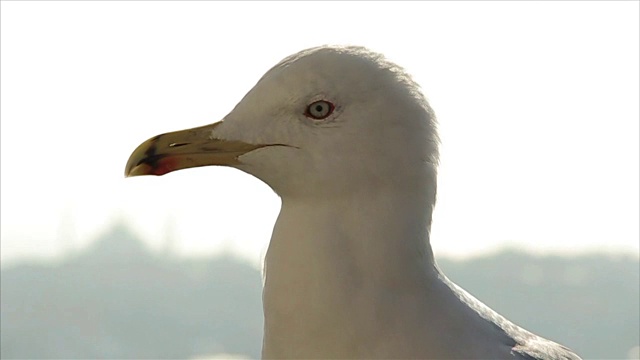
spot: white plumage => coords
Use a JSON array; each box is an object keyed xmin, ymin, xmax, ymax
[{"xmin": 125, "ymin": 45, "xmax": 581, "ymax": 359}]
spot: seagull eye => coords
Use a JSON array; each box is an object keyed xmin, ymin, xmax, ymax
[{"xmin": 305, "ymin": 100, "xmax": 335, "ymax": 120}]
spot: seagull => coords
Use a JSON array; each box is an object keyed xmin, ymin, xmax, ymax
[{"xmin": 125, "ymin": 46, "xmax": 581, "ymax": 360}]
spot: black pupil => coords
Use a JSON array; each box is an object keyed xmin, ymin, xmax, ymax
[{"xmin": 315, "ymin": 104, "xmax": 324, "ymax": 113}]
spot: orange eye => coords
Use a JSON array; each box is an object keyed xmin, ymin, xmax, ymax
[{"xmin": 305, "ymin": 100, "xmax": 335, "ymax": 120}]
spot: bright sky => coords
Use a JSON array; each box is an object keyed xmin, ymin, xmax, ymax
[{"xmin": 1, "ymin": 1, "xmax": 638, "ymax": 268}]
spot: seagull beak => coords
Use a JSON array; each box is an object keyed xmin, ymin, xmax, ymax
[{"xmin": 125, "ymin": 121, "xmax": 267, "ymax": 177}]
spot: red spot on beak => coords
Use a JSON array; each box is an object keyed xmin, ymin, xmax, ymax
[{"xmin": 151, "ymin": 156, "xmax": 181, "ymax": 176}]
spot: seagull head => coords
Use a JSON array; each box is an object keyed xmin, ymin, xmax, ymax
[{"xmin": 125, "ymin": 46, "xmax": 439, "ymax": 199}]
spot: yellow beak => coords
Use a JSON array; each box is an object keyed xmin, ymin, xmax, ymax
[{"xmin": 125, "ymin": 121, "xmax": 269, "ymax": 177}]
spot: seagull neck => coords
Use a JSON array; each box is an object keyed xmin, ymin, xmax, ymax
[
  {"xmin": 262, "ymin": 190, "xmax": 446, "ymax": 358},
  {"xmin": 266, "ymin": 190, "xmax": 438, "ymax": 289}
]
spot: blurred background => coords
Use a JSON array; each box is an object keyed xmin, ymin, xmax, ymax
[{"xmin": 1, "ymin": 1, "xmax": 638, "ymax": 359}]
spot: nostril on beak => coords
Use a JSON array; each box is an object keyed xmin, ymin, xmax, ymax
[{"xmin": 169, "ymin": 142, "xmax": 190, "ymax": 148}]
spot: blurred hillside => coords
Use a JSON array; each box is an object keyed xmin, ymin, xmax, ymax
[{"xmin": 1, "ymin": 223, "xmax": 638, "ymax": 359}]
